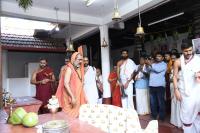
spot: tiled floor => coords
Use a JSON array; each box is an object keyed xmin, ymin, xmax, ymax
[{"xmin": 139, "ymin": 115, "xmax": 183, "ymax": 133}]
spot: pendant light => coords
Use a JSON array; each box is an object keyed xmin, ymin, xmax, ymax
[
  {"xmin": 112, "ymin": 0, "xmax": 121, "ymax": 21},
  {"xmin": 135, "ymin": 0, "xmax": 145, "ymax": 36},
  {"xmin": 66, "ymin": 0, "xmax": 75, "ymax": 52}
]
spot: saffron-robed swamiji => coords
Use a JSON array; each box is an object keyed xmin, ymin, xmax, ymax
[{"xmin": 56, "ymin": 52, "xmax": 87, "ymax": 118}]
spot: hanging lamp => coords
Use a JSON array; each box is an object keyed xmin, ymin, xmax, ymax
[
  {"xmin": 135, "ymin": 0, "xmax": 145, "ymax": 36},
  {"xmin": 66, "ymin": 0, "xmax": 75, "ymax": 52},
  {"xmin": 101, "ymin": 37, "xmax": 108, "ymax": 47},
  {"xmin": 112, "ymin": 0, "xmax": 121, "ymax": 21}
]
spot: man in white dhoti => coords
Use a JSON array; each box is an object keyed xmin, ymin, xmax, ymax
[
  {"xmin": 173, "ymin": 40, "xmax": 200, "ymax": 133},
  {"xmin": 83, "ymin": 57, "xmax": 99, "ymax": 104},
  {"xmin": 118, "ymin": 50, "xmax": 137, "ymax": 109},
  {"xmin": 134, "ymin": 56, "xmax": 150, "ymax": 115},
  {"xmin": 170, "ymin": 52, "xmax": 182, "ymax": 128}
]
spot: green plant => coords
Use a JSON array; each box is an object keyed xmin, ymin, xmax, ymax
[{"xmin": 16, "ymin": 0, "xmax": 33, "ymax": 10}]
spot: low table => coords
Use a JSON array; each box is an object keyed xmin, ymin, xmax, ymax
[
  {"xmin": 4, "ymin": 96, "xmax": 42, "ymax": 114},
  {"xmin": 1, "ymin": 112, "xmax": 105, "ymax": 133}
]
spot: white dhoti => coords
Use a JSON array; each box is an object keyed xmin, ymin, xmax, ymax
[
  {"xmin": 170, "ymin": 83, "xmax": 182, "ymax": 128},
  {"xmin": 178, "ymin": 55, "xmax": 200, "ymax": 133},
  {"xmin": 180, "ymin": 89, "xmax": 200, "ymax": 133},
  {"xmin": 135, "ymin": 88, "xmax": 150, "ymax": 115},
  {"xmin": 120, "ymin": 58, "xmax": 137, "ymax": 109},
  {"xmin": 84, "ymin": 66, "xmax": 99, "ymax": 104},
  {"xmin": 121, "ymin": 82, "xmax": 134, "ymax": 109}
]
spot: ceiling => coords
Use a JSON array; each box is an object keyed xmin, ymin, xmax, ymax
[
  {"xmin": 5, "ymin": 0, "xmax": 130, "ymax": 17},
  {"xmin": 78, "ymin": 0, "xmax": 200, "ymax": 49},
  {"xmin": 1, "ymin": 0, "xmax": 167, "ymax": 41}
]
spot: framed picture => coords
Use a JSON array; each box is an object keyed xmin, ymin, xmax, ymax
[{"xmin": 192, "ymin": 38, "xmax": 200, "ymax": 54}]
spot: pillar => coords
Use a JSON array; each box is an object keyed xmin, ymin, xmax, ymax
[
  {"xmin": 0, "ymin": 46, "xmax": 2, "ymax": 108},
  {"xmin": 99, "ymin": 25, "xmax": 111, "ymax": 104}
]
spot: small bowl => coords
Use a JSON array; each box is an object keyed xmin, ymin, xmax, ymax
[{"xmin": 42, "ymin": 120, "xmax": 69, "ymax": 133}]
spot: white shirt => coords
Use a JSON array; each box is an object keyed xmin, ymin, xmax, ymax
[{"xmin": 84, "ymin": 66, "xmax": 99, "ymax": 104}]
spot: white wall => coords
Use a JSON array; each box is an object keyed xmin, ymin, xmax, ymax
[
  {"xmin": 6, "ymin": 63, "xmax": 38, "ymax": 97},
  {"xmin": 3, "ymin": 51, "xmax": 66, "ymax": 97},
  {"xmin": 7, "ymin": 51, "xmax": 65, "ymax": 78},
  {"xmin": 28, "ymin": 63, "xmax": 39, "ymax": 97},
  {"xmin": 7, "ymin": 78, "xmax": 30, "ymax": 97}
]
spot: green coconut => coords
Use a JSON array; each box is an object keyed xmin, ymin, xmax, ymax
[
  {"xmin": 22, "ymin": 112, "xmax": 38, "ymax": 127},
  {"xmin": 8, "ymin": 107, "xmax": 27, "ymax": 125}
]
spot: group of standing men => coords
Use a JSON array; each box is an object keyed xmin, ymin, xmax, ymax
[
  {"xmin": 30, "ymin": 39, "xmax": 200, "ymax": 133},
  {"xmin": 106, "ymin": 41, "xmax": 200, "ymax": 133}
]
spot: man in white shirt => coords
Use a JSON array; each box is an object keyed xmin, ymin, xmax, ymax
[{"xmin": 83, "ymin": 57, "xmax": 99, "ymax": 104}]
